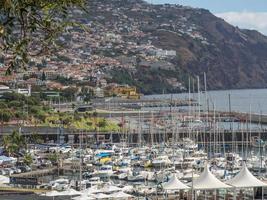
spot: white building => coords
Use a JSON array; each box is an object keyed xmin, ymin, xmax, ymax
[
  {"xmin": 16, "ymin": 85, "xmax": 31, "ymax": 96},
  {"xmin": 94, "ymin": 87, "xmax": 104, "ymax": 98},
  {"xmin": 0, "ymin": 85, "xmax": 11, "ymax": 95},
  {"xmin": 155, "ymin": 49, "xmax": 177, "ymax": 57}
]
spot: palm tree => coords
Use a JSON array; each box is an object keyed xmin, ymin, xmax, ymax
[
  {"xmin": 3, "ymin": 136, "xmax": 12, "ymax": 156},
  {"xmin": 11, "ymin": 131, "xmax": 26, "ymax": 150},
  {"xmin": 2, "ymin": 131, "xmax": 26, "ymax": 156},
  {"xmin": 23, "ymin": 153, "xmax": 33, "ymax": 166}
]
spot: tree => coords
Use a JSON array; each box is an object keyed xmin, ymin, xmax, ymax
[
  {"xmin": 41, "ymin": 71, "xmax": 46, "ymax": 81},
  {"xmin": 23, "ymin": 153, "xmax": 33, "ymax": 166},
  {"xmin": 84, "ymin": 94, "xmax": 91, "ymax": 104},
  {"xmin": 48, "ymin": 152, "xmax": 58, "ymax": 165},
  {"xmin": 0, "ymin": 109, "xmax": 13, "ymax": 122},
  {"xmin": 29, "ymin": 132, "xmax": 44, "ymax": 144},
  {"xmin": 0, "ymin": 0, "xmax": 85, "ymax": 73},
  {"xmin": 2, "ymin": 131, "xmax": 26, "ymax": 156},
  {"xmin": 92, "ymin": 111, "xmax": 98, "ymax": 130},
  {"xmin": 97, "ymin": 118, "xmax": 107, "ymax": 128},
  {"xmin": 61, "ymin": 87, "xmax": 78, "ymax": 101}
]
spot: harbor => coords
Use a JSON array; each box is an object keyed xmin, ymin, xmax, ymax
[
  {"xmin": 1, "ymin": 0, "xmax": 267, "ymax": 198},
  {"xmin": 1, "ymin": 89, "xmax": 267, "ymax": 200}
]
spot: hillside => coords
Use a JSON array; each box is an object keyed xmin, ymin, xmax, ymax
[
  {"xmin": 82, "ymin": 0, "xmax": 267, "ymax": 93},
  {"xmin": 8, "ymin": 0, "xmax": 267, "ymax": 94}
]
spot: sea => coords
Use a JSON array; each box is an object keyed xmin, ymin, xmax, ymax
[{"xmin": 142, "ymin": 88, "xmax": 267, "ymax": 115}]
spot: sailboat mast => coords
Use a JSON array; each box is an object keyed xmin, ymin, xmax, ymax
[
  {"xmin": 188, "ymin": 76, "xmax": 191, "ymax": 139},
  {"xmin": 197, "ymin": 76, "xmax": 201, "ymax": 120},
  {"xmin": 138, "ymin": 110, "xmax": 141, "ymax": 147},
  {"xmin": 79, "ymin": 130, "xmax": 82, "ymax": 190}
]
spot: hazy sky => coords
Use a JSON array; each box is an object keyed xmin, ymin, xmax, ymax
[{"xmin": 150, "ymin": 0, "xmax": 267, "ymax": 35}]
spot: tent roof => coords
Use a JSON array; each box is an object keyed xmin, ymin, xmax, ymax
[
  {"xmin": 162, "ymin": 174, "xmax": 190, "ymax": 190},
  {"xmin": 226, "ymin": 163, "xmax": 267, "ymax": 188},
  {"xmin": 193, "ymin": 164, "xmax": 232, "ymax": 190}
]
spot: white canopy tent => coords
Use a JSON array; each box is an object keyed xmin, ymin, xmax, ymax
[
  {"xmin": 226, "ymin": 163, "xmax": 267, "ymax": 188},
  {"xmin": 162, "ymin": 174, "xmax": 190, "ymax": 190},
  {"xmin": 192, "ymin": 164, "xmax": 232, "ymax": 190}
]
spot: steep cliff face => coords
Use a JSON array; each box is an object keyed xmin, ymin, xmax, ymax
[{"xmin": 146, "ymin": 7, "xmax": 267, "ymax": 90}]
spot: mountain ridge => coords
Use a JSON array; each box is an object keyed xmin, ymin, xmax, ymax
[{"xmin": 13, "ymin": 0, "xmax": 267, "ymax": 94}]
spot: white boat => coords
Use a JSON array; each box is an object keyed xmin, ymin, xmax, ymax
[
  {"xmin": 152, "ymin": 155, "xmax": 172, "ymax": 167},
  {"xmin": 82, "ymin": 177, "xmax": 103, "ymax": 188},
  {"xmin": 94, "ymin": 165, "xmax": 114, "ymax": 178},
  {"xmin": 49, "ymin": 178, "xmax": 69, "ymax": 191},
  {"xmin": 118, "ymin": 172, "xmax": 128, "ymax": 180},
  {"xmin": 127, "ymin": 171, "xmax": 144, "ymax": 182}
]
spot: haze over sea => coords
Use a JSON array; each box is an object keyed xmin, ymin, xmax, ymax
[{"xmin": 143, "ymin": 88, "xmax": 267, "ymax": 115}]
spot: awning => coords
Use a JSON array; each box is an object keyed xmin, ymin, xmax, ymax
[
  {"xmin": 192, "ymin": 164, "xmax": 232, "ymax": 190},
  {"xmin": 226, "ymin": 162, "xmax": 267, "ymax": 188},
  {"xmin": 163, "ymin": 174, "xmax": 190, "ymax": 190}
]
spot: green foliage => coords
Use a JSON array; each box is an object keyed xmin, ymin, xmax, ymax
[
  {"xmin": 61, "ymin": 87, "xmax": 77, "ymax": 101},
  {"xmin": 2, "ymin": 131, "xmax": 26, "ymax": 156},
  {"xmin": 110, "ymin": 69, "xmax": 134, "ymax": 86},
  {"xmin": 0, "ymin": 92, "xmax": 48, "ymax": 122},
  {"xmin": 92, "ymin": 111, "xmax": 98, "ymax": 118},
  {"xmin": 0, "ymin": 102, "xmax": 8, "ymax": 109},
  {"xmin": 15, "ymin": 111, "xmax": 26, "ymax": 119},
  {"xmin": 43, "ymin": 112, "xmax": 119, "ymax": 132},
  {"xmin": 79, "ymin": 86, "xmax": 93, "ymax": 103},
  {"xmin": 0, "ymin": 0, "xmax": 85, "ymax": 73},
  {"xmin": 48, "ymin": 152, "xmax": 58, "ymax": 164},
  {"xmin": 8, "ymin": 100, "xmax": 23, "ymax": 108},
  {"xmin": 97, "ymin": 118, "xmax": 107, "ymax": 128},
  {"xmin": 41, "ymin": 71, "xmax": 46, "ymax": 81},
  {"xmin": 0, "ymin": 109, "xmax": 13, "ymax": 122},
  {"xmin": 23, "ymin": 153, "xmax": 33, "ymax": 166},
  {"xmin": 29, "ymin": 132, "xmax": 44, "ymax": 144}
]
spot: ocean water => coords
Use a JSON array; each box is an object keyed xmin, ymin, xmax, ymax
[{"xmin": 142, "ymin": 88, "xmax": 267, "ymax": 115}]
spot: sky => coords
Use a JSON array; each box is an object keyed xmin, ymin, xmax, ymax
[{"xmin": 150, "ymin": 0, "xmax": 267, "ymax": 35}]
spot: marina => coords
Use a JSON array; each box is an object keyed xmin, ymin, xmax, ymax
[
  {"xmin": 1, "ymin": 89, "xmax": 267, "ymax": 199},
  {"xmin": 1, "ymin": 0, "xmax": 267, "ymax": 198}
]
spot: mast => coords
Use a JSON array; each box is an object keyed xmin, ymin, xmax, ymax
[
  {"xmin": 188, "ymin": 76, "xmax": 191, "ymax": 139},
  {"xmin": 249, "ymin": 96, "xmax": 252, "ymax": 159},
  {"xmin": 197, "ymin": 76, "xmax": 201, "ymax": 120},
  {"xmin": 138, "ymin": 110, "xmax": 141, "ymax": 147},
  {"xmin": 203, "ymin": 72, "xmax": 208, "ymax": 151},
  {"xmin": 228, "ymin": 94, "xmax": 235, "ymax": 153},
  {"xmin": 150, "ymin": 112, "xmax": 154, "ymax": 145},
  {"xmin": 79, "ymin": 130, "xmax": 83, "ymax": 190}
]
